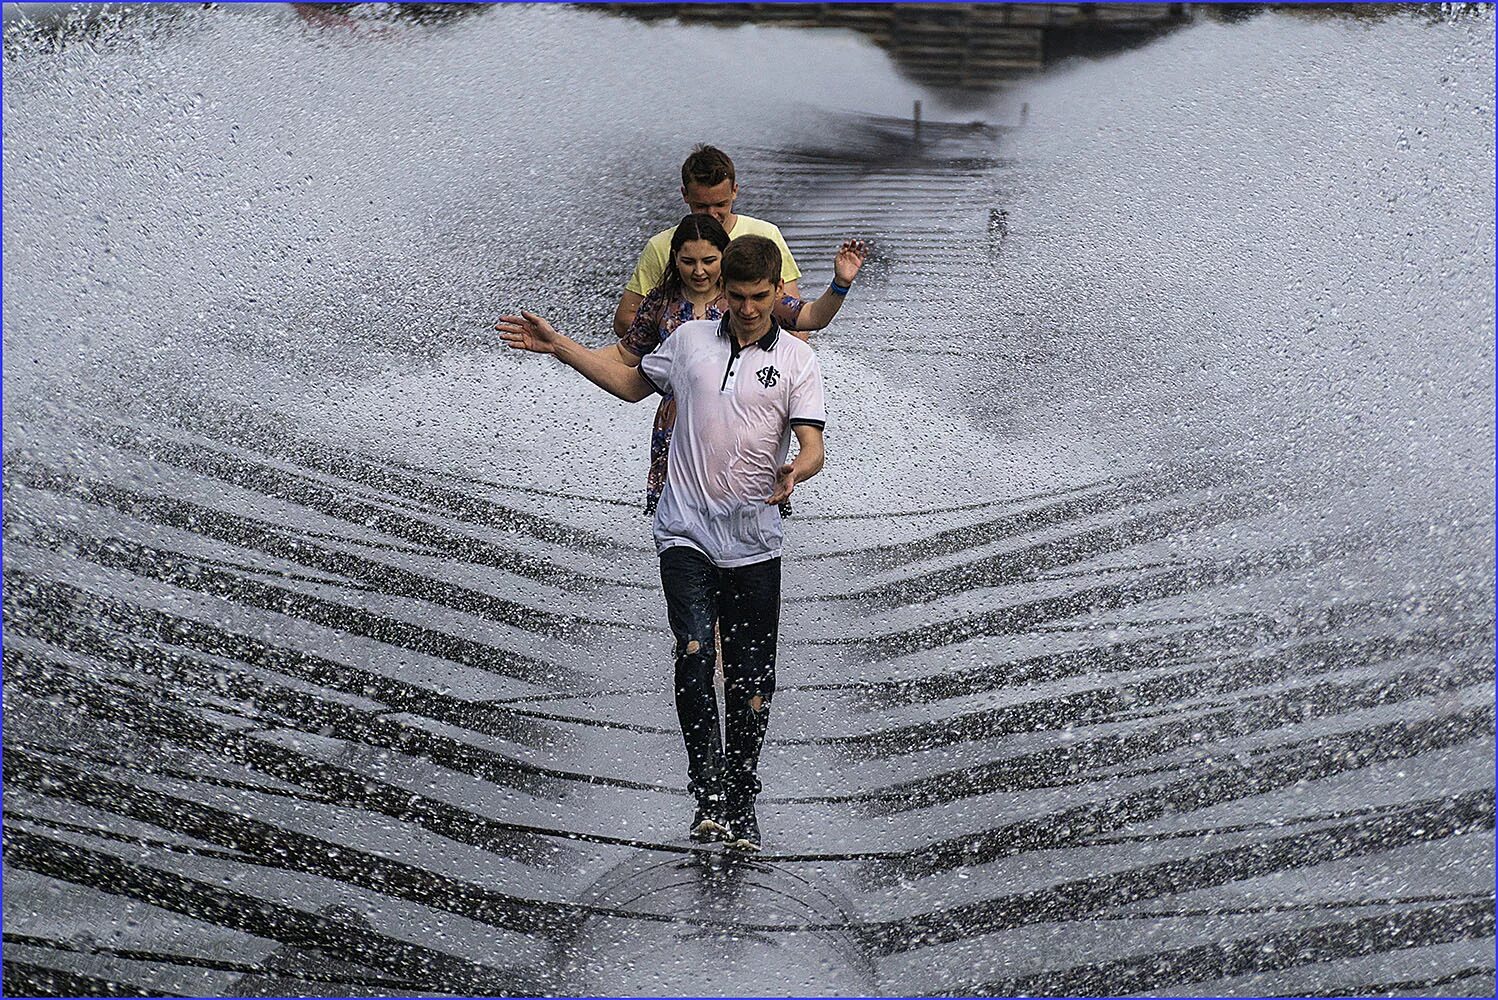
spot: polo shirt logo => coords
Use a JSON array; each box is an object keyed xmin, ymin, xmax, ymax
[{"xmin": 756, "ymin": 365, "xmax": 780, "ymax": 388}]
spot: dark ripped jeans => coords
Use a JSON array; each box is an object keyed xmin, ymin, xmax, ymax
[{"xmin": 659, "ymin": 545, "xmax": 780, "ymax": 805}]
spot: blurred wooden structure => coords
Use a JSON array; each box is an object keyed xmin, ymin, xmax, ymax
[{"xmin": 588, "ymin": 3, "xmax": 1192, "ymax": 92}]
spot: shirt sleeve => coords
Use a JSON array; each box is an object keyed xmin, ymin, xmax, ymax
[
  {"xmin": 638, "ymin": 324, "xmax": 683, "ymax": 397},
  {"xmin": 772, "ymin": 294, "xmax": 806, "ymax": 331},
  {"xmin": 619, "ymin": 288, "xmax": 666, "ymax": 357},
  {"xmin": 768, "ymin": 225, "xmax": 802, "ymax": 284},
  {"xmin": 788, "ymin": 350, "xmax": 826, "ymax": 429},
  {"xmin": 624, "ymin": 231, "xmax": 670, "ymax": 296}
]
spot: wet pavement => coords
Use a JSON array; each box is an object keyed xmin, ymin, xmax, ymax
[{"xmin": 3, "ymin": 4, "xmax": 1494, "ymax": 997}]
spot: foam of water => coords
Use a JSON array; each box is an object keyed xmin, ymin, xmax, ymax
[
  {"xmin": 4, "ymin": 5, "xmax": 1491, "ymax": 553},
  {"xmin": 2, "ymin": 3, "xmax": 918, "ymax": 436},
  {"xmin": 3, "ymin": 10, "xmax": 1493, "ymax": 992},
  {"xmin": 992, "ymin": 11, "xmax": 1495, "ymax": 535}
]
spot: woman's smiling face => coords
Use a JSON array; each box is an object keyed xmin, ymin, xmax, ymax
[{"xmin": 675, "ymin": 239, "xmax": 722, "ymax": 295}]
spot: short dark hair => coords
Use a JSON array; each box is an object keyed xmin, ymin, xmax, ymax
[
  {"xmin": 681, "ymin": 145, "xmax": 735, "ymax": 189},
  {"xmin": 722, "ymin": 235, "xmax": 780, "ymax": 285}
]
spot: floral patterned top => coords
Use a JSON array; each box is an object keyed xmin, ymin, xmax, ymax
[{"xmin": 619, "ymin": 285, "xmax": 807, "ymax": 514}]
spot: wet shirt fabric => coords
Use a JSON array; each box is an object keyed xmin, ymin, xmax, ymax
[
  {"xmin": 620, "ymin": 288, "xmax": 725, "ymax": 514},
  {"xmin": 621, "ymin": 287, "xmax": 808, "ymax": 514},
  {"xmin": 624, "ymin": 214, "xmax": 801, "ymax": 297},
  {"xmin": 638, "ymin": 316, "xmax": 826, "ymax": 568}
]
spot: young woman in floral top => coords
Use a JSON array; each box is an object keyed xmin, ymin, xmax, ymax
[{"xmin": 617, "ymin": 213, "xmax": 866, "ymax": 513}]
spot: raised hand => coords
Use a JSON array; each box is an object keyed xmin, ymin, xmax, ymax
[
  {"xmin": 832, "ymin": 239, "xmax": 869, "ymax": 286},
  {"xmin": 495, "ymin": 311, "xmax": 563, "ymax": 355}
]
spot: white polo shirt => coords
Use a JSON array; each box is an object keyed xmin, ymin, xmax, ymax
[{"xmin": 639, "ymin": 316, "xmax": 827, "ymax": 568}]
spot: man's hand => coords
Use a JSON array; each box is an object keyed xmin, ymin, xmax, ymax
[
  {"xmin": 495, "ymin": 310, "xmax": 654, "ymax": 402},
  {"xmin": 833, "ymin": 239, "xmax": 869, "ymax": 286},
  {"xmin": 495, "ymin": 311, "xmax": 563, "ymax": 354},
  {"xmin": 767, "ymin": 425, "xmax": 824, "ymax": 504},
  {"xmin": 767, "ymin": 463, "xmax": 797, "ymax": 505}
]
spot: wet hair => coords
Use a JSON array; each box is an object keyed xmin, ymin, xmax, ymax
[
  {"xmin": 722, "ymin": 235, "xmax": 781, "ymax": 286},
  {"xmin": 681, "ymin": 145, "xmax": 735, "ymax": 190},
  {"xmin": 652, "ymin": 213, "xmax": 731, "ymax": 301}
]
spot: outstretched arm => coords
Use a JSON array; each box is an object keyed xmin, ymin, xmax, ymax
[
  {"xmin": 780, "ymin": 239, "xmax": 867, "ymax": 335},
  {"xmin": 496, "ymin": 311, "xmax": 655, "ymax": 403},
  {"xmin": 767, "ymin": 424, "xmax": 825, "ymax": 505}
]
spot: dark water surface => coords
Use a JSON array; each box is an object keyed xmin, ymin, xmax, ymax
[{"xmin": 3, "ymin": 4, "xmax": 1494, "ymax": 996}]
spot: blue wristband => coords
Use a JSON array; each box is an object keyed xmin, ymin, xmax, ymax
[{"xmin": 829, "ymin": 279, "xmax": 850, "ymax": 296}]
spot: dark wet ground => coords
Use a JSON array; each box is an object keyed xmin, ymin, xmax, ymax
[{"xmin": 3, "ymin": 9, "xmax": 1495, "ymax": 997}]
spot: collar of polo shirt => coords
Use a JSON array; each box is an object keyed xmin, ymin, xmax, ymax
[{"xmin": 718, "ymin": 314, "xmax": 780, "ymax": 353}]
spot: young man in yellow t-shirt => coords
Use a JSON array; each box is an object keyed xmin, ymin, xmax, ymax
[{"xmin": 610, "ymin": 145, "xmax": 802, "ymax": 340}]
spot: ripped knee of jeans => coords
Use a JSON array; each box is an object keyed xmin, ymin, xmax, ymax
[
  {"xmin": 727, "ymin": 679, "xmax": 771, "ymax": 714},
  {"xmin": 676, "ymin": 635, "xmax": 715, "ymax": 661}
]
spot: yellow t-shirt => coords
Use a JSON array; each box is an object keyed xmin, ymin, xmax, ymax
[{"xmin": 624, "ymin": 214, "xmax": 801, "ymax": 296}]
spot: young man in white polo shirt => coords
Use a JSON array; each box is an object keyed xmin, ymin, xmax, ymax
[{"xmin": 497, "ymin": 236, "xmax": 830, "ymax": 852}]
